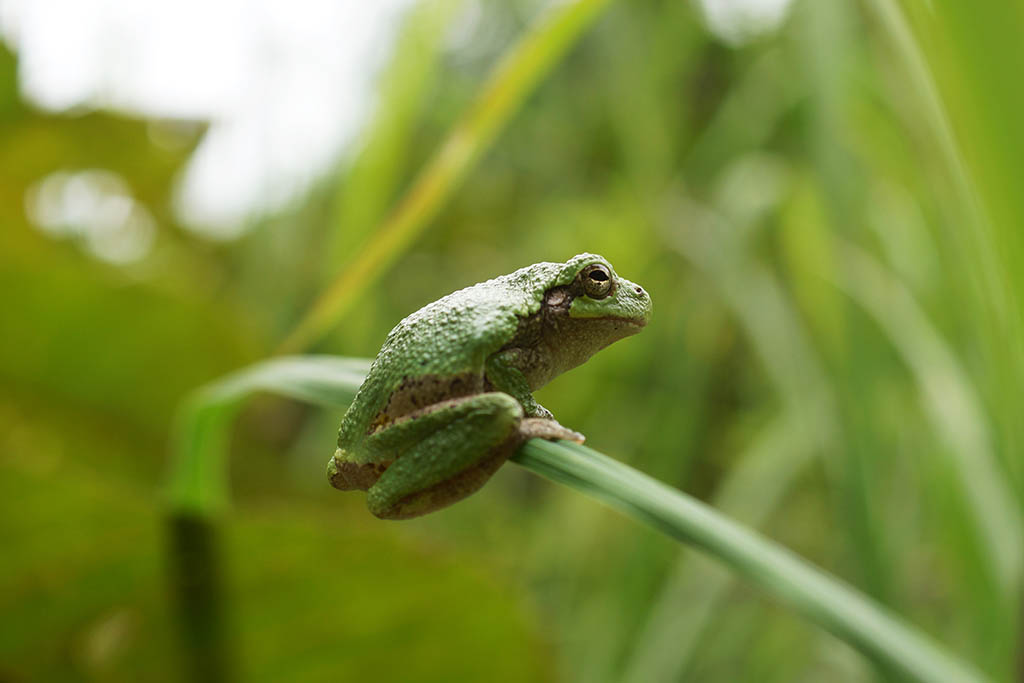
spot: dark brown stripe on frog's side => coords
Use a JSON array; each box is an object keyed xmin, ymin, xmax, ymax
[{"xmin": 366, "ymin": 371, "xmax": 483, "ymax": 434}]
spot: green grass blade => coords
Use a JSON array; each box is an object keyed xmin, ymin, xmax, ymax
[
  {"xmin": 665, "ymin": 186, "xmax": 836, "ymax": 442},
  {"xmin": 325, "ymin": 0, "xmax": 464, "ymax": 272},
  {"xmin": 164, "ymin": 356, "xmax": 369, "ymax": 516},
  {"xmin": 830, "ymin": 244, "xmax": 1023, "ymax": 597},
  {"xmin": 871, "ymin": 0, "xmax": 1024, "ymax": 501},
  {"xmin": 165, "ymin": 354, "xmax": 988, "ymax": 681},
  {"xmin": 620, "ymin": 413, "xmax": 817, "ymax": 683},
  {"xmin": 513, "ymin": 439, "xmax": 988, "ymax": 683},
  {"xmin": 278, "ymin": 0, "xmax": 615, "ymax": 353}
]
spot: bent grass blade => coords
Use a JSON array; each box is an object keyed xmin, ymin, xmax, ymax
[{"xmin": 166, "ymin": 356, "xmax": 988, "ymax": 682}]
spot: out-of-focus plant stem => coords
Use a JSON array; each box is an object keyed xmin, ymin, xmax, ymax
[
  {"xmin": 277, "ymin": 0, "xmax": 614, "ymax": 354},
  {"xmin": 164, "ymin": 357, "xmax": 368, "ymax": 683}
]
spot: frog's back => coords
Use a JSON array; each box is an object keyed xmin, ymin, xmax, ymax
[{"xmin": 339, "ymin": 262, "xmax": 565, "ymax": 444}]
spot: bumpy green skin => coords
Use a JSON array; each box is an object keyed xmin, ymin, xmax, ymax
[{"xmin": 328, "ymin": 253, "xmax": 651, "ymax": 519}]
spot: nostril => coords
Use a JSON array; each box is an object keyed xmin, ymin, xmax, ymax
[{"xmin": 635, "ymin": 286, "xmax": 644, "ymax": 295}]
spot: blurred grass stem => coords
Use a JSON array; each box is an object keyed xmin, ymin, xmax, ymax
[{"xmin": 278, "ymin": 0, "xmax": 613, "ymax": 354}]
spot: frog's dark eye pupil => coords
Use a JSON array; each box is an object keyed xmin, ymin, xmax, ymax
[{"xmin": 589, "ymin": 270, "xmax": 609, "ymax": 282}]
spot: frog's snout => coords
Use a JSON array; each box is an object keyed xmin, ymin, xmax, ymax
[
  {"xmin": 620, "ymin": 277, "xmax": 652, "ymax": 327},
  {"xmin": 635, "ymin": 286, "xmax": 651, "ymax": 321}
]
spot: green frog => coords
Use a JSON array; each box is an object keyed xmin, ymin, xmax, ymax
[{"xmin": 328, "ymin": 253, "xmax": 651, "ymax": 519}]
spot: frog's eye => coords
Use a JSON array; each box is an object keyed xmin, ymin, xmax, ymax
[{"xmin": 581, "ymin": 264, "xmax": 613, "ymax": 299}]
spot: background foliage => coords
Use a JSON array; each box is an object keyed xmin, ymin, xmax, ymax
[{"xmin": 2, "ymin": 0, "xmax": 1023, "ymax": 681}]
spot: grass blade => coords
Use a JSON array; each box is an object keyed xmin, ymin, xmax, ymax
[
  {"xmin": 513, "ymin": 439, "xmax": 988, "ymax": 683},
  {"xmin": 165, "ymin": 356, "xmax": 369, "ymax": 516},
  {"xmin": 162, "ymin": 356, "xmax": 367, "ymax": 682},
  {"xmin": 830, "ymin": 244, "xmax": 1023, "ymax": 597},
  {"xmin": 619, "ymin": 413, "xmax": 816, "ymax": 683},
  {"xmin": 278, "ymin": 0, "xmax": 615, "ymax": 353},
  {"xmin": 164, "ymin": 354, "xmax": 989, "ymax": 682},
  {"xmin": 325, "ymin": 0, "xmax": 465, "ymax": 271}
]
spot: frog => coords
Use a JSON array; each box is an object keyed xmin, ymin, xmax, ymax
[{"xmin": 327, "ymin": 253, "xmax": 652, "ymax": 519}]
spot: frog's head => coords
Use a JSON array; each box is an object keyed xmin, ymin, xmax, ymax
[
  {"xmin": 556, "ymin": 254, "xmax": 651, "ymax": 327},
  {"xmin": 535, "ymin": 253, "xmax": 651, "ymax": 382}
]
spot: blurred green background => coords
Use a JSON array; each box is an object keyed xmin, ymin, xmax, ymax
[{"xmin": 3, "ymin": 0, "xmax": 1023, "ymax": 681}]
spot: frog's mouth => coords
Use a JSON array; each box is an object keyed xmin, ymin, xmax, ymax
[{"xmin": 586, "ymin": 314, "xmax": 648, "ymax": 330}]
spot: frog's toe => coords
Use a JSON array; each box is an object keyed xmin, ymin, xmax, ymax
[
  {"xmin": 531, "ymin": 405, "xmax": 555, "ymax": 420},
  {"xmin": 519, "ymin": 418, "xmax": 585, "ymax": 444}
]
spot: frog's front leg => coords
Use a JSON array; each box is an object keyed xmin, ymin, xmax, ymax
[
  {"xmin": 486, "ymin": 352, "xmax": 584, "ymax": 443},
  {"xmin": 356, "ymin": 392, "xmax": 524, "ymax": 519},
  {"xmin": 485, "ymin": 351, "xmax": 552, "ymax": 418}
]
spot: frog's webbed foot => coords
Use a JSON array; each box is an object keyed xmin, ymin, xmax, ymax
[{"xmin": 519, "ymin": 417, "xmax": 585, "ymax": 444}]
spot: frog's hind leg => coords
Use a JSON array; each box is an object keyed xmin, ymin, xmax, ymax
[
  {"xmin": 366, "ymin": 392, "xmax": 524, "ymax": 519},
  {"xmin": 327, "ymin": 452, "xmax": 388, "ymax": 491}
]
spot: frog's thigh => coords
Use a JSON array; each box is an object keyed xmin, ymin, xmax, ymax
[{"xmin": 367, "ymin": 392, "xmax": 523, "ymax": 520}]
